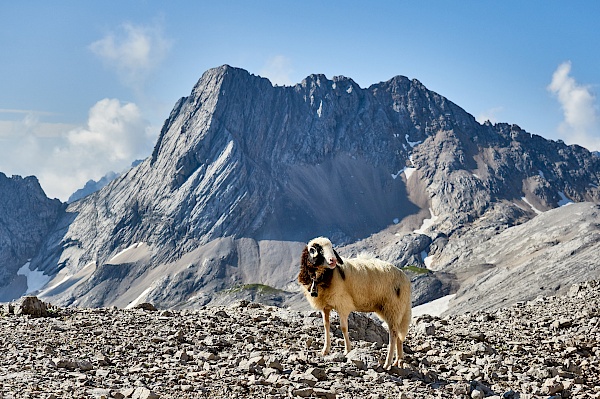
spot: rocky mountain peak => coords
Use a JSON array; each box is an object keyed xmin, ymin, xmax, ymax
[
  {"xmin": 0, "ymin": 173, "xmax": 64, "ymax": 300},
  {"xmin": 1, "ymin": 66, "xmax": 599, "ymax": 312}
]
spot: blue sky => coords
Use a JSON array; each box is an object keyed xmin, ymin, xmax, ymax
[{"xmin": 1, "ymin": 1, "xmax": 599, "ymax": 200}]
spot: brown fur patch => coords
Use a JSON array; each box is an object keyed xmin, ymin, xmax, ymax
[{"xmin": 298, "ymin": 246, "xmax": 337, "ymax": 290}]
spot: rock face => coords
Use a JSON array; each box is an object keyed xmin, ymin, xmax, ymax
[
  {"xmin": 0, "ymin": 281, "xmax": 598, "ymax": 398},
  {"xmin": 67, "ymin": 160, "xmax": 142, "ymax": 203},
  {"xmin": 438, "ymin": 202, "xmax": 600, "ymax": 315},
  {"xmin": 0, "ymin": 173, "xmax": 64, "ymax": 301},
  {"xmin": 67, "ymin": 171, "xmax": 118, "ymax": 203},
  {"xmin": 1, "ymin": 65, "xmax": 599, "ymax": 311}
]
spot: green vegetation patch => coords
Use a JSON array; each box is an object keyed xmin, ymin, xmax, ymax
[
  {"xmin": 223, "ymin": 283, "xmax": 284, "ymax": 295},
  {"xmin": 403, "ymin": 265, "xmax": 430, "ymax": 275}
]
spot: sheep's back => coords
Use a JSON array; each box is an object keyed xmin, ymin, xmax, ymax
[{"xmin": 339, "ymin": 257, "xmax": 410, "ymax": 312}]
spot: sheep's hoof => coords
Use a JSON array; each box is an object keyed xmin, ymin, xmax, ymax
[{"xmin": 321, "ymin": 348, "xmax": 330, "ymax": 356}]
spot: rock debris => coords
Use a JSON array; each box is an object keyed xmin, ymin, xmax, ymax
[{"xmin": 1, "ymin": 281, "xmax": 599, "ymax": 398}]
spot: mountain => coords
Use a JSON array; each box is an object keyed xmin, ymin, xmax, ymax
[
  {"xmin": 67, "ymin": 160, "xmax": 143, "ymax": 203},
  {"xmin": 67, "ymin": 171, "xmax": 119, "ymax": 203},
  {"xmin": 0, "ymin": 174, "xmax": 65, "ymax": 301},
  {"xmin": 2, "ymin": 65, "xmax": 599, "ymax": 311}
]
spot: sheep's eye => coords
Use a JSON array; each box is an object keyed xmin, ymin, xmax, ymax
[{"xmin": 309, "ymin": 247, "xmax": 317, "ymax": 256}]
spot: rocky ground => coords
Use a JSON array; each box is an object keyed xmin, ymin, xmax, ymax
[{"xmin": 1, "ymin": 281, "xmax": 599, "ymax": 399}]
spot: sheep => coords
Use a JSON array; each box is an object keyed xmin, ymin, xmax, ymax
[{"xmin": 298, "ymin": 236, "xmax": 411, "ymax": 369}]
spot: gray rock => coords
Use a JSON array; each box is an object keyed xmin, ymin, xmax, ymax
[
  {"xmin": 6, "ymin": 65, "xmax": 596, "ymax": 313},
  {"xmin": 14, "ymin": 296, "xmax": 51, "ymax": 317},
  {"xmin": 131, "ymin": 387, "xmax": 159, "ymax": 399},
  {"xmin": 0, "ymin": 174, "xmax": 64, "ymax": 302},
  {"xmin": 135, "ymin": 303, "xmax": 157, "ymax": 311},
  {"xmin": 0, "ymin": 283, "xmax": 598, "ymax": 397}
]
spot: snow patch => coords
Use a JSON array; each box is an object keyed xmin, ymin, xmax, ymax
[
  {"xmin": 557, "ymin": 192, "xmax": 573, "ymax": 207},
  {"xmin": 108, "ymin": 242, "xmax": 150, "ymax": 264},
  {"xmin": 317, "ymin": 100, "xmax": 323, "ymax": 118},
  {"xmin": 421, "ymin": 251, "xmax": 434, "ymax": 268},
  {"xmin": 37, "ymin": 261, "xmax": 96, "ymax": 298},
  {"xmin": 17, "ymin": 262, "xmax": 51, "ymax": 294},
  {"xmin": 392, "ymin": 165, "xmax": 416, "ymax": 180},
  {"xmin": 415, "ymin": 208, "xmax": 438, "ymax": 234},
  {"xmin": 424, "ymin": 255, "xmax": 434, "ymax": 268},
  {"xmin": 412, "ymin": 294, "xmax": 456, "ymax": 318},
  {"xmin": 125, "ymin": 285, "xmax": 155, "ymax": 309},
  {"xmin": 521, "ymin": 197, "xmax": 543, "ymax": 215},
  {"xmin": 111, "ymin": 243, "xmax": 142, "ymax": 260},
  {"xmin": 403, "ymin": 167, "xmax": 417, "ymax": 180},
  {"xmin": 538, "ymin": 170, "xmax": 545, "ymax": 179},
  {"xmin": 405, "ymin": 134, "xmax": 421, "ymax": 148},
  {"xmin": 346, "ymin": 85, "xmax": 353, "ymax": 94}
]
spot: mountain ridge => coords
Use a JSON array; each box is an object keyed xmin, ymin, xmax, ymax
[
  {"xmin": 0, "ymin": 173, "xmax": 65, "ymax": 301},
  {"xmin": 1, "ymin": 65, "xmax": 599, "ymax": 312}
]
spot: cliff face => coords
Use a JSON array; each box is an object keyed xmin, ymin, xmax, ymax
[
  {"xmin": 0, "ymin": 174, "xmax": 65, "ymax": 301},
  {"xmin": 5, "ymin": 65, "xmax": 598, "ymax": 310}
]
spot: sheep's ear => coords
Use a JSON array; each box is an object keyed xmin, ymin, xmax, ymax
[
  {"xmin": 301, "ymin": 246, "xmax": 313, "ymax": 268},
  {"xmin": 298, "ymin": 246, "xmax": 313, "ymax": 285},
  {"xmin": 334, "ymin": 249, "xmax": 344, "ymax": 265}
]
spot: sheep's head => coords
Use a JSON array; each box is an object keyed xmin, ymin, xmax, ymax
[{"xmin": 305, "ymin": 237, "xmax": 344, "ymax": 269}]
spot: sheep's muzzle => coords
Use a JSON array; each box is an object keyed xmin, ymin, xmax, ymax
[{"xmin": 310, "ymin": 280, "xmax": 318, "ymax": 297}]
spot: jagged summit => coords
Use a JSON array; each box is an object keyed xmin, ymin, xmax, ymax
[
  {"xmin": 1, "ymin": 66, "xmax": 599, "ymax": 311},
  {"xmin": 0, "ymin": 173, "xmax": 64, "ymax": 301}
]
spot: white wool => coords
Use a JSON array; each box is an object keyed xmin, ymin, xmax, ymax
[{"xmin": 356, "ymin": 251, "xmax": 376, "ymax": 260}]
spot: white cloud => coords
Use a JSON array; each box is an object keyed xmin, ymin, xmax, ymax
[
  {"xmin": 90, "ymin": 22, "xmax": 171, "ymax": 91},
  {"xmin": 66, "ymin": 99, "xmax": 149, "ymax": 162},
  {"xmin": 548, "ymin": 61, "xmax": 600, "ymax": 151},
  {"xmin": 0, "ymin": 99, "xmax": 156, "ymax": 201},
  {"xmin": 260, "ymin": 55, "xmax": 294, "ymax": 86},
  {"xmin": 476, "ymin": 106, "xmax": 504, "ymax": 125}
]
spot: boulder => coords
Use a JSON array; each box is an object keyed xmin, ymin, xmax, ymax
[{"xmin": 14, "ymin": 296, "xmax": 51, "ymax": 317}]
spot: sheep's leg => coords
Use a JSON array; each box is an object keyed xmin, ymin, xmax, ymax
[
  {"xmin": 384, "ymin": 327, "xmax": 397, "ymax": 369},
  {"xmin": 339, "ymin": 312, "xmax": 352, "ymax": 354},
  {"xmin": 321, "ymin": 308, "xmax": 331, "ymax": 355},
  {"xmin": 394, "ymin": 308, "xmax": 410, "ymax": 366},
  {"xmin": 394, "ymin": 333, "xmax": 404, "ymax": 367}
]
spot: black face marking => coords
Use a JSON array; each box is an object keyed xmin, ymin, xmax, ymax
[
  {"xmin": 308, "ymin": 243, "xmax": 325, "ymax": 266},
  {"xmin": 337, "ymin": 266, "xmax": 346, "ymax": 280},
  {"xmin": 334, "ymin": 249, "xmax": 344, "ymax": 265},
  {"xmin": 299, "ymin": 241, "xmax": 347, "ymax": 298}
]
